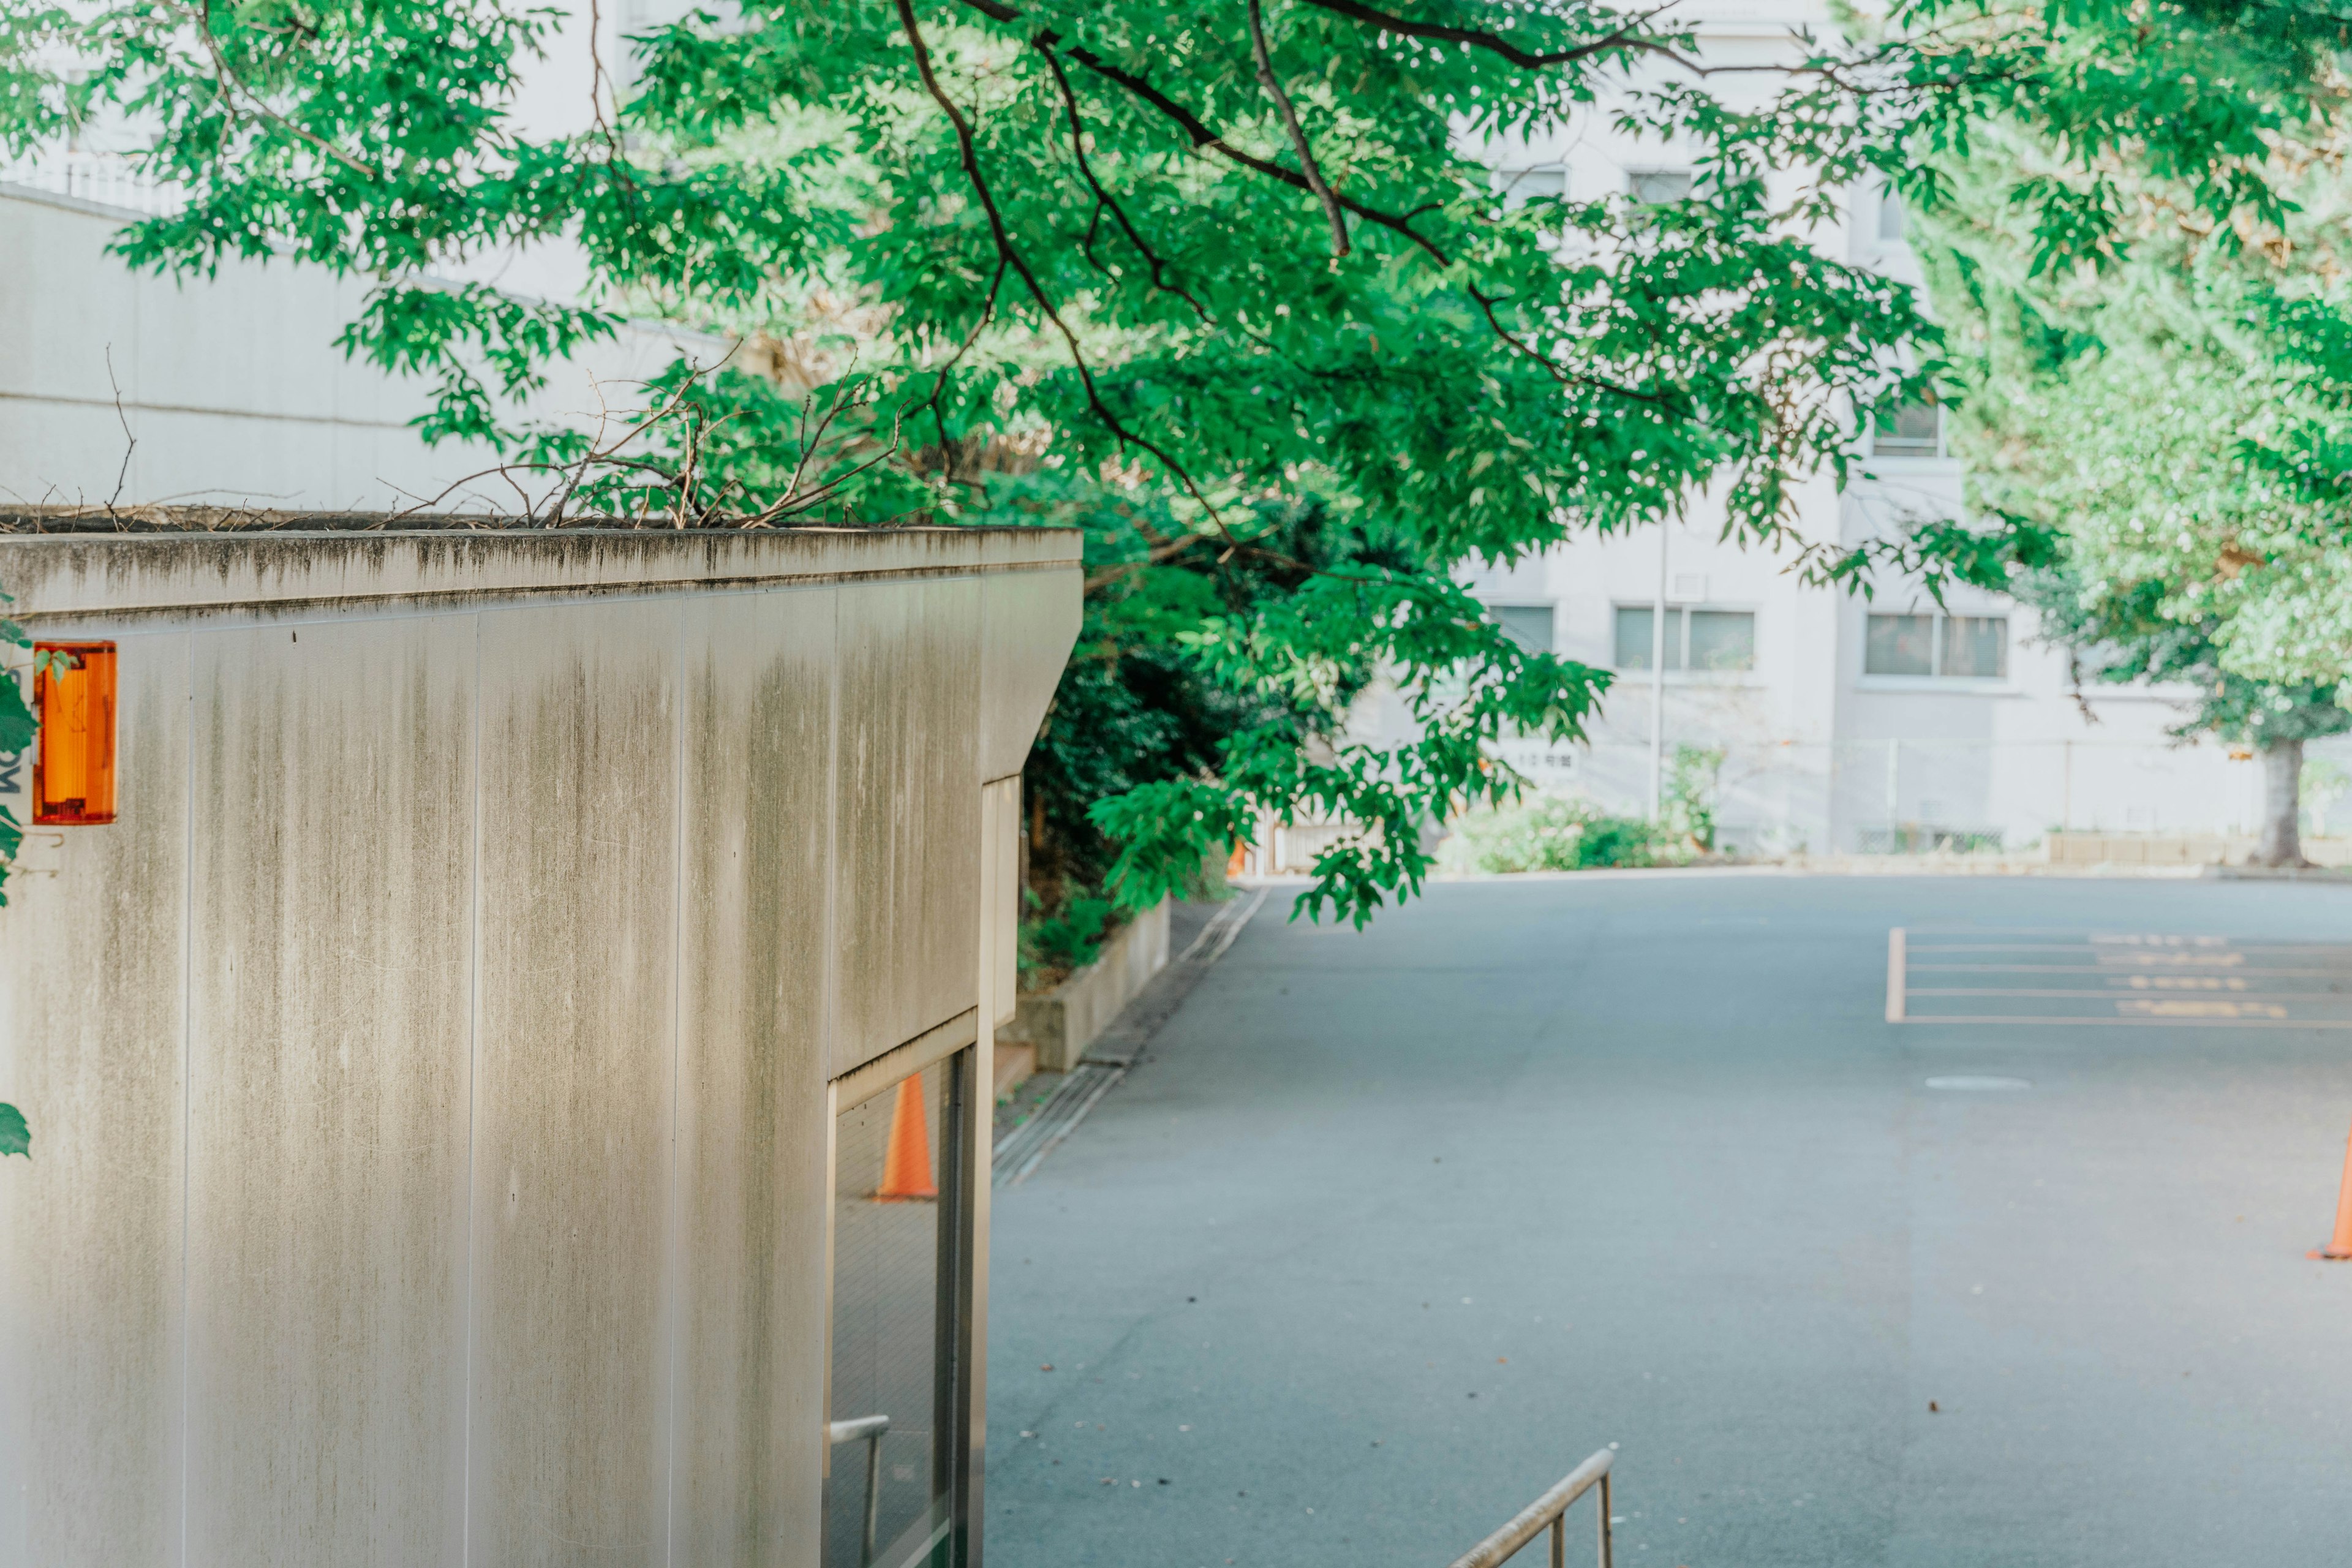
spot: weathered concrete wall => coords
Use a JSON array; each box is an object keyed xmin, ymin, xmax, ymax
[{"xmin": 0, "ymin": 527, "xmax": 1079, "ymax": 1567}]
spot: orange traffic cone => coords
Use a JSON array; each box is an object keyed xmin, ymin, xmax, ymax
[
  {"xmin": 2310, "ymin": 1118, "xmax": 2352, "ymax": 1260},
  {"xmin": 876, "ymin": 1076, "xmax": 937, "ymax": 1202}
]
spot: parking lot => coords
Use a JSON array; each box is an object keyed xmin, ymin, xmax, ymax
[{"xmin": 989, "ymin": 874, "xmax": 2352, "ymax": 1567}]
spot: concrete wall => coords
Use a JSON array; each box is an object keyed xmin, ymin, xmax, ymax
[
  {"xmin": 0, "ymin": 183, "xmax": 722, "ymax": 513},
  {"xmin": 1004, "ymin": 899, "xmax": 1172, "ymax": 1072},
  {"xmin": 0, "ymin": 526, "xmax": 1080, "ymax": 1568}
]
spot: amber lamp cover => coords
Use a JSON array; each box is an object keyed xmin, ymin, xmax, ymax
[{"xmin": 34, "ymin": 643, "xmax": 117, "ymax": 825}]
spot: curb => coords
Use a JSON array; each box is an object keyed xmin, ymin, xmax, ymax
[{"xmin": 991, "ymin": 887, "xmax": 1269, "ymax": 1187}]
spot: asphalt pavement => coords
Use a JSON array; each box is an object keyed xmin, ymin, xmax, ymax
[{"xmin": 985, "ymin": 873, "xmax": 2352, "ymax": 1567}]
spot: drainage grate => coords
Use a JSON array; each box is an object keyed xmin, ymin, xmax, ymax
[{"xmin": 992, "ymin": 1063, "xmax": 1125, "ymax": 1187}]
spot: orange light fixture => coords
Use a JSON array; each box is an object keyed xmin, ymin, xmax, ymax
[{"xmin": 33, "ymin": 642, "xmax": 116, "ymax": 826}]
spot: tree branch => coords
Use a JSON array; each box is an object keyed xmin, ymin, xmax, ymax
[
  {"xmin": 1247, "ymin": 0, "xmax": 1349, "ymax": 258},
  {"xmin": 1059, "ymin": 41, "xmax": 1452, "ymax": 265},
  {"xmin": 1295, "ymin": 0, "xmax": 1683, "ymax": 72},
  {"xmin": 965, "ymin": 4, "xmax": 1672, "ymax": 402},
  {"xmin": 1033, "ymin": 40, "xmax": 1215, "ymax": 322},
  {"xmin": 186, "ymin": 0, "xmax": 379, "ymax": 178},
  {"xmin": 894, "ymin": 0, "xmax": 1231, "ymax": 529}
]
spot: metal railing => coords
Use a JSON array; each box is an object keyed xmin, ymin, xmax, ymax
[
  {"xmin": 1446, "ymin": 1447, "xmax": 1614, "ymax": 1568},
  {"xmin": 827, "ymin": 1414, "xmax": 891, "ymax": 1567}
]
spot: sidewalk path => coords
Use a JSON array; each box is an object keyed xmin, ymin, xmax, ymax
[{"xmin": 986, "ymin": 875, "xmax": 2352, "ymax": 1568}]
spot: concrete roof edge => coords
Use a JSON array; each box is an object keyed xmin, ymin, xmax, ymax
[{"xmin": 0, "ymin": 526, "xmax": 1083, "ymax": 621}]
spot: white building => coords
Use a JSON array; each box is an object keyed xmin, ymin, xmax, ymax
[
  {"xmin": 1427, "ymin": 6, "xmax": 2279, "ymax": 856},
  {"xmin": 0, "ymin": 177, "xmax": 717, "ymax": 514},
  {"xmin": 0, "ymin": 0, "xmax": 714, "ymax": 516}
]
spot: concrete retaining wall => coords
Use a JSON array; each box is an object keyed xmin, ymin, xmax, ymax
[
  {"xmin": 1009, "ymin": 899, "xmax": 1171, "ymax": 1071},
  {"xmin": 2047, "ymin": 831, "xmax": 2352, "ymax": 867}
]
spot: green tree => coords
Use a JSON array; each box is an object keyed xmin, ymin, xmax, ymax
[
  {"xmin": 1915, "ymin": 97, "xmax": 2352, "ymax": 864},
  {"xmin": 2015, "ymin": 567, "xmax": 2349, "ymax": 864},
  {"xmin": 1, "ymin": 0, "xmax": 2334, "ymax": 918}
]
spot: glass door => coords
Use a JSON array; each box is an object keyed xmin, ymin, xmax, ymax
[{"xmin": 827, "ymin": 1051, "xmax": 971, "ymax": 1568}]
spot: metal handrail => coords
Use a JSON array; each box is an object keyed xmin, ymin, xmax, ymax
[
  {"xmin": 827, "ymin": 1414, "xmax": 892, "ymax": 1567},
  {"xmin": 1446, "ymin": 1447, "xmax": 1614, "ymax": 1568}
]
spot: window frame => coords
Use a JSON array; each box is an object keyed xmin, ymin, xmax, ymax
[
  {"xmin": 1860, "ymin": 609, "xmax": 2012, "ymax": 684},
  {"xmin": 1869, "ymin": 395, "xmax": 1945, "ymax": 460},
  {"xmin": 1611, "ymin": 603, "xmax": 1757, "ymax": 675},
  {"xmin": 1487, "ymin": 601, "xmax": 1557, "ymax": 654},
  {"xmin": 1627, "ymin": 167, "xmax": 1694, "ymax": 206},
  {"xmin": 1496, "ymin": 166, "xmax": 1569, "ymax": 208},
  {"xmin": 824, "ymin": 1044, "xmax": 981, "ymax": 1568}
]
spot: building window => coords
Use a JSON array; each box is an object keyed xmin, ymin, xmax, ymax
[
  {"xmin": 1629, "ymin": 168, "xmax": 1693, "ymax": 205},
  {"xmin": 1498, "ymin": 167, "xmax": 1567, "ymax": 206},
  {"xmin": 1613, "ymin": 605, "xmax": 1755, "ymax": 671},
  {"xmin": 1616, "ymin": 606, "xmax": 1679, "ymax": 671},
  {"xmin": 1941, "ymin": 614, "xmax": 2008, "ymax": 677},
  {"xmin": 1872, "ymin": 395, "xmax": 1942, "ymax": 458},
  {"xmin": 1488, "ymin": 604, "xmax": 1555, "ymax": 652},
  {"xmin": 1877, "ymin": 189, "xmax": 1907, "ymax": 242},
  {"xmin": 1687, "ymin": 609, "xmax": 1755, "ymax": 671},
  {"xmin": 1864, "ymin": 612, "xmax": 2008, "ymax": 679},
  {"xmin": 1864, "ymin": 613, "xmax": 1934, "ymax": 676}
]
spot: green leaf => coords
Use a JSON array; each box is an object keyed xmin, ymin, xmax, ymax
[{"xmin": 0, "ymin": 1102, "xmax": 27, "ymax": 1159}]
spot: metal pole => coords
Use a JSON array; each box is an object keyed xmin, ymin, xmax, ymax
[
  {"xmin": 862, "ymin": 1431, "xmax": 884, "ymax": 1567},
  {"xmin": 1550, "ymin": 1515, "xmax": 1565, "ymax": 1568},
  {"xmin": 1597, "ymin": 1472, "xmax": 1613, "ymax": 1568},
  {"xmin": 1885, "ymin": 738, "xmax": 1899, "ymax": 848},
  {"xmin": 1649, "ymin": 520, "xmax": 1669, "ymax": 820}
]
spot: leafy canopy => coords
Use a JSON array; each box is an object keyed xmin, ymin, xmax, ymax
[
  {"xmin": 1911, "ymin": 55, "xmax": 2352, "ymax": 750},
  {"xmin": 2, "ymin": 0, "xmax": 2340, "ymax": 918}
]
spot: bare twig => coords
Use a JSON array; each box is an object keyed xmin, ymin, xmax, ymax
[
  {"xmin": 587, "ymin": 0, "xmax": 614, "ymax": 147},
  {"xmin": 1247, "ymin": 0, "xmax": 1348, "ymax": 258},
  {"xmin": 104, "ymin": 345, "xmax": 135, "ymax": 518},
  {"xmin": 912, "ymin": 257, "xmax": 1009, "ymax": 461}
]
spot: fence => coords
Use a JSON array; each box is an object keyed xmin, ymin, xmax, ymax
[
  {"xmin": 1497, "ymin": 734, "xmax": 2277, "ymax": 859},
  {"xmin": 1238, "ymin": 732, "xmax": 2347, "ymax": 873}
]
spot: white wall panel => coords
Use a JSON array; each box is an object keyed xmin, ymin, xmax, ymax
[
  {"xmin": 832, "ymin": 578, "xmax": 981, "ymax": 1077},
  {"xmin": 669, "ymin": 587, "xmax": 835, "ymax": 1566},
  {"xmin": 468, "ymin": 600, "xmax": 680, "ymax": 1568},
  {"xmin": 0, "ymin": 630, "xmax": 189, "ymax": 1568},
  {"xmin": 978, "ymin": 567, "xmax": 1082, "ymax": 785},
  {"xmin": 0, "ymin": 530, "xmax": 1081, "ymax": 1567},
  {"xmin": 980, "ymin": 777, "xmax": 1020, "ymax": 1033},
  {"xmin": 182, "ymin": 617, "xmax": 475, "ymax": 1568}
]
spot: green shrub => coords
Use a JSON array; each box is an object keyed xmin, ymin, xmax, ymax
[
  {"xmin": 1019, "ymin": 886, "xmax": 1118, "ymax": 989},
  {"xmin": 1663, "ymin": 745, "xmax": 1725, "ymax": 854},
  {"xmin": 1444, "ymin": 794, "xmax": 1673, "ymax": 872}
]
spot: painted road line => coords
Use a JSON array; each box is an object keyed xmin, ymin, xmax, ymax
[
  {"xmin": 1911, "ymin": 941, "xmax": 2352, "ymax": 953},
  {"xmin": 1908, "ymin": 987, "xmax": 2352, "ymax": 1002},
  {"xmin": 1886, "ymin": 927, "xmax": 1906, "ymax": 1023},
  {"xmin": 1888, "ymin": 928, "xmax": 2352, "ymax": 1028},
  {"xmin": 1903, "ymin": 1015, "xmax": 2352, "ymax": 1028},
  {"xmin": 1910, "ymin": 963, "xmax": 2352, "ymax": 978}
]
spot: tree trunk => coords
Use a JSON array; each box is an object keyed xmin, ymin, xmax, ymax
[{"xmin": 2255, "ymin": 737, "xmax": 2309, "ymax": 867}]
